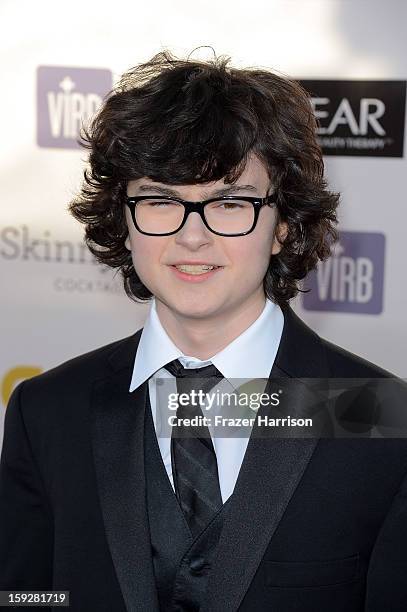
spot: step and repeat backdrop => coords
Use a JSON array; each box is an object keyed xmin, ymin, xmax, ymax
[{"xmin": 1, "ymin": 0, "xmax": 406, "ymax": 445}]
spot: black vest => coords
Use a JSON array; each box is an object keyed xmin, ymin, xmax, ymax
[{"xmin": 144, "ymin": 392, "xmax": 231, "ymax": 611}]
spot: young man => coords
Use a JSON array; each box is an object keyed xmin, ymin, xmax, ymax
[{"xmin": 1, "ymin": 51, "xmax": 406, "ymax": 611}]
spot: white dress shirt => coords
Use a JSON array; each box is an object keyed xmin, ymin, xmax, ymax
[{"xmin": 129, "ymin": 298, "xmax": 284, "ymax": 502}]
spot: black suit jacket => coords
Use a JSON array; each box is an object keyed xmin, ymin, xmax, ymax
[{"xmin": 1, "ymin": 305, "xmax": 407, "ymax": 611}]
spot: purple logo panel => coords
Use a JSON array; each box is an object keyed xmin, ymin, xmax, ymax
[
  {"xmin": 302, "ymin": 231, "xmax": 385, "ymax": 314},
  {"xmin": 37, "ymin": 66, "xmax": 113, "ymax": 149}
]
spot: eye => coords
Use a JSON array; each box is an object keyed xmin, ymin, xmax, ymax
[
  {"xmin": 208, "ymin": 200, "xmax": 249, "ymax": 211},
  {"xmin": 220, "ymin": 202, "xmax": 243, "ymax": 210},
  {"xmin": 141, "ymin": 199, "xmax": 182, "ymax": 207}
]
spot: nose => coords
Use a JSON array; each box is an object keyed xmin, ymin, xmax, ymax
[{"xmin": 174, "ymin": 210, "xmax": 213, "ymax": 249}]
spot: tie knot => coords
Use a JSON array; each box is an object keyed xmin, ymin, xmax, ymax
[{"xmin": 164, "ymin": 359, "xmax": 223, "ymax": 380}]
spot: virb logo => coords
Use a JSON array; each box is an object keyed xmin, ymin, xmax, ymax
[
  {"xmin": 37, "ymin": 66, "xmax": 113, "ymax": 149},
  {"xmin": 302, "ymin": 231, "xmax": 385, "ymax": 314}
]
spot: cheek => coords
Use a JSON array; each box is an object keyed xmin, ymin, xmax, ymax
[
  {"xmin": 228, "ymin": 233, "xmax": 274, "ymax": 285},
  {"xmin": 128, "ymin": 236, "xmax": 166, "ymax": 276},
  {"xmin": 229, "ymin": 233, "xmax": 273, "ymax": 268},
  {"xmin": 127, "ymin": 240, "xmax": 158, "ymax": 292}
]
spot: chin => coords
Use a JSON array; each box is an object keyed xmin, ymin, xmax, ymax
[
  {"xmin": 160, "ymin": 294, "xmax": 221, "ymax": 320},
  {"xmin": 175, "ymin": 302, "xmax": 219, "ymax": 319}
]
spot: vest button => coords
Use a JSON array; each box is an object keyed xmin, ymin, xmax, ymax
[{"xmin": 189, "ymin": 557, "xmax": 209, "ymax": 575}]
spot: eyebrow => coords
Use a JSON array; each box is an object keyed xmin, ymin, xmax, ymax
[{"xmin": 135, "ymin": 184, "xmax": 259, "ymax": 198}]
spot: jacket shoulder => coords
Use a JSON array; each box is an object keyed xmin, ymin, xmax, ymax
[
  {"xmin": 281, "ymin": 305, "xmax": 394, "ymax": 379},
  {"xmin": 320, "ymin": 336, "xmax": 394, "ymax": 378},
  {"xmin": 5, "ymin": 331, "xmax": 143, "ymax": 437}
]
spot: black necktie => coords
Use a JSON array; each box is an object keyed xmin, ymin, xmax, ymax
[{"xmin": 164, "ymin": 359, "xmax": 224, "ymax": 537}]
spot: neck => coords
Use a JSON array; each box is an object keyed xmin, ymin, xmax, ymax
[{"xmin": 155, "ymin": 293, "xmax": 266, "ymax": 360}]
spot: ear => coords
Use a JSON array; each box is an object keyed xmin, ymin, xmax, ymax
[
  {"xmin": 125, "ymin": 234, "xmax": 132, "ymax": 251},
  {"xmin": 271, "ymin": 221, "xmax": 288, "ymax": 255}
]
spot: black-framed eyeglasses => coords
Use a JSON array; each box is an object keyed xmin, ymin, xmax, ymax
[{"xmin": 125, "ymin": 194, "xmax": 277, "ymax": 237}]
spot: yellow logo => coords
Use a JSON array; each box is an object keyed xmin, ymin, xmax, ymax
[{"xmin": 1, "ymin": 366, "xmax": 43, "ymax": 407}]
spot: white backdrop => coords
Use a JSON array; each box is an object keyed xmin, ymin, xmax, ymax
[{"xmin": 1, "ymin": 0, "xmax": 406, "ymax": 445}]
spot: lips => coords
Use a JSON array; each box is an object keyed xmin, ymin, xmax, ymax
[
  {"xmin": 169, "ymin": 263, "xmax": 223, "ymax": 281},
  {"xmin": 174, "ymin": 264, "xmax": 218, "ymax": 274},
  {"xmin": 170, "ymin": 261, "xmax": 223, "ymax": 275},
  {"xmin": 171, "ymin": 262, "xmax": 221, "ymax": 267}
]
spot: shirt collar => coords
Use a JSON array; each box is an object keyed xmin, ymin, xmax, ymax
[{"xmin": 129, "ymin": 297, "xmax": 284, "ymax": 392}]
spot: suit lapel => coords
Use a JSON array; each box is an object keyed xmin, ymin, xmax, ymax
[
  {"xmin": 90, "ymin": 333, "xmax": 160, "ymax": 612},
  {"xmin": 202, "ymin": 305, "xmax": 330, "ymax": 612}
]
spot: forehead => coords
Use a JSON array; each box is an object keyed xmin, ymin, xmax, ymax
[{"xmin": 127, "ymin": 154, "xmax": 270, "ymax": 196}]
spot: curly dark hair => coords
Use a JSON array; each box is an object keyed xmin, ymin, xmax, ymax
[{"xmin": 69, "ymin": 50, "xmax": 339, "ymax": 306}]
